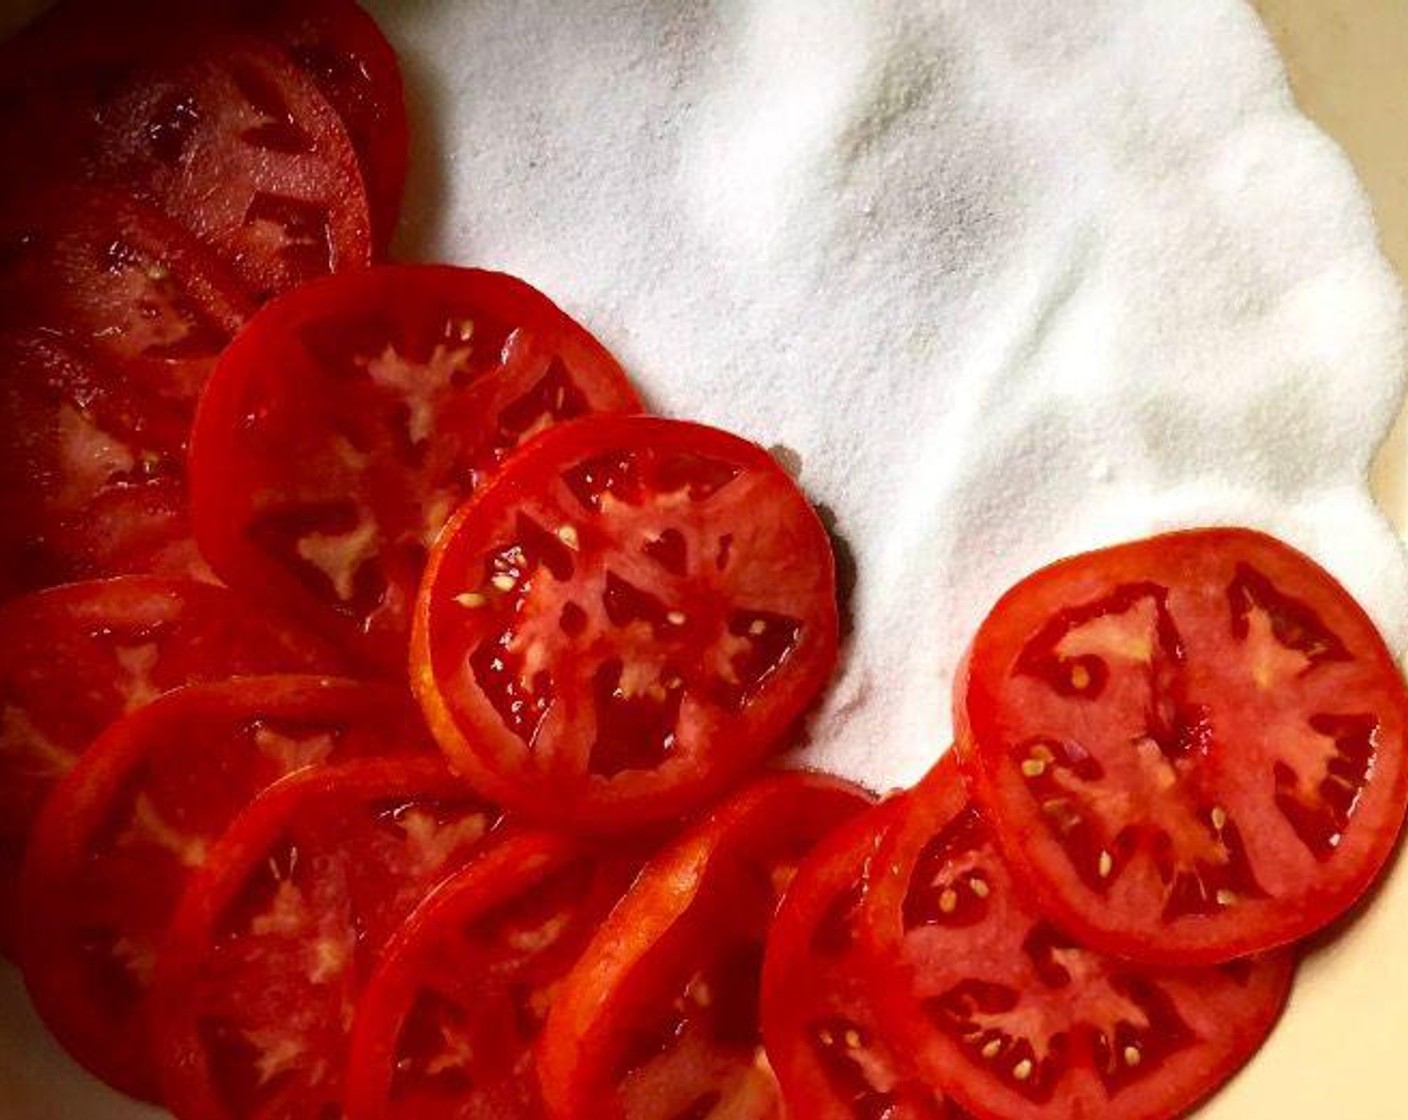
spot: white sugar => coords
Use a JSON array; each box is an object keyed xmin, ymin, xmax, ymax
[{"xmin": 374, "ymin": 0, "xmax": 1407, "ymax": 791}]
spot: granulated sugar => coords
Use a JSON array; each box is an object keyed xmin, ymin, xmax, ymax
[{"xmin": 372, "ymin": 0, "xmax": 1407, "ymax": 792}]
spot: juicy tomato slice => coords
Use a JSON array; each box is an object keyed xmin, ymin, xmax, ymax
[
  {"xmin": 150, "ymin": 756, "xmax": 505, "ymax": 1120},
  {"xmin": 860, "ymin": 756, "xmax": 1295, "ymax": 1120},
  {"xmin": 761, "ymin": 799, "xmax": 961, "ymax": 1120},
  {"xmin": 344, "ymin": 832, "xmax": 641, "ymax": 1120},
  {"xmin": 956, "ymin": 528, "xmax": 1408, "ymax": 964},
  {"xmin": 191, "ymin": 265, "xmax": 642, "ymax": 675},
  {"xmin": 17, "ymin": 676, "xmax": 429, "ymax": 1102},
  {"xmin": 536, "ymin": 771, "xmax": 872, "ymax": 1120},
  {"xmin": 414, "ymin": 416, "xmax": 839, "ymax": 830},
  {"xmin": 0, "ymin": 187, "xmax": 253, "ymax": 411},
  {"xmin": 0, "ymin": 577, "xmax": 341, "ymax": 953},
  {"xmin": 0, "ymin": 332, "xmax": 201, "ymax": 597}
]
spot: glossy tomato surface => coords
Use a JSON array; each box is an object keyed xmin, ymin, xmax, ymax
[
  {"xmin": 415, "ymin": 416, "xmax": 839, "ymax": 830},
  {"xmin": 18, "ymin": 676, "xmax": 429, "ymax": 1101},
  {"xmin": 956, "ymin": 528, "xmax": 1408, "ymax": 963},
  {"xmin": 0, "ymin": 577, "xmax": 340, "ymax": 952},
  {"xmin": 151, "ymin": 756, "xmax": 504, "ymax": 1120},
  {"xmin": 762, "ymin": 798, "xmax": 959, "ymax": 1120},
  {"xmin": 192, "ymin": 266, "xmax": 641, "ymax": 674},
  {"xmin": 861, "ymin": 756, "xmax": 1295, "ymax": 1120},
  {"xmin": 537, "ymin": 771, "xmax": 871, "ymax": 1120},
  {"xmin": 345, "ymin": 832, "xmax": 640, "ymax": 1120}
]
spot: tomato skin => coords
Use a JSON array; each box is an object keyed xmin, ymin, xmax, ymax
[
  {"xmin": 17, "ymin": 676, "xmax": 428, "ymax": 1102},
  {"xmin": 860, "ymin": 755, "xmax": 1295, "ymax": 1120},
  {"xmin": 761, "ymin": 798, "xmax": 958, "ymax": 1120},
  {"xmin": 414, "ymin": 415, "xmax": 840, "ymax": 832},
  {"xmin": 956, "ymin": 528, "xmax": 1408, "ymax": 965},
  {"xmin": 190, "ymin": 265, "xmax": 641, "ymax": 676},
  {"xmin": 0, "ymin": 577, "xmax": 342, "ymax": 954},
  {"xmin": 536, "ymin": 771, "xmax": 872, "ymax": 1120},
  {"xmin": 150, "ymin": 756, "xmax": 504, "ymax": 1120},
  {"xmin": 344, "ymin": 831, "xmax": 640, "ymax": 1120}
]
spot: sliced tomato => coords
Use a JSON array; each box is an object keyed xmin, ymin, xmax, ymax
[
  {"xmin": 0, "ymin": 577, "xmax": 341, "ymax": 953},
  {"xmin": 414, "ymin": 416, "xmax": 839, "ymax": 830},
  {"xmin": 860, "ymin": 755, "xmax": 1295, "ymax": 1120},
  {"xmin": 762, "ymin": 799, "xmax": 960, "ymax": 1120},
  {"xmin": 0, "ymin": 332, "xmax": 200, "ymax": 597},
  {"xmin": 18, "ymin": 676, "xmax": 429, "ymax": 1102},
  {"xmin": 150, "ymin": 756, "xmax": 504, "ymax": 1120},
  {"xmin": 0, "ymin": 187, "xmax": 253, "ymax": 411},
  {"xmin": 345, "ymin": 831, "xmax": 641, "ymax": 1120},
  {"xmin": 955, "ymin": 528, "xmax": 1408, "ymax": 964},
  {"xmin": 536, "ymin": 771, "xmax": 871, "ymax": 1120},
  {"xmin": 192, "ymin": 266, "xmax": 642, "ymax": 675}
]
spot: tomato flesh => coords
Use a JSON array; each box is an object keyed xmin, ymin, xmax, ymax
[
  {"xmin": 18, "ymin": 676, "xmax": 428, "ymax": 1101},
  {"xmin": 762, "ymin": 799, "xmax": 960, "ymax": 1120},
  {"xmin": 536, "ymin": 772, "xmax": 872, "ymax": 1120},
  {"xmin": 860, "ymin": 756, "xmax": 1294, "ymax": 1120},
  {"xmin": 415, "ymin": 416, "xmax": 839, "ymax": 829},
  {"xmin": 957, "ymin": 528, "xmax": 1408, "ymax": 963},
  {"xmin": 345, "ymin": 832, "xmax": 640, "ymax": 1119},
  {"xmin": 151, "ymin": 757, "xmax": 504, "ymax": 1120},
  {"xmin": 0, "ymin": 577, "xmax": 340, "ymax": 952},
  {"xmin": 191, "ymin": 265, "xmax": 641, "ymax": 674}
]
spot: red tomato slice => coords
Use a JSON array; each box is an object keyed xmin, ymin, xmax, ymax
[
  {"xmin": 955, "ymin": 528, "xmax": 1408, "ymax": 964},
  {"xmin": 761, "ymin": 799, "xmax": 961, "ymax": 1120},
  {"xmin": 0, "ymin": 332, "xmax": 200, "ymax": 597},
  {"xmin": 192, "ymin": 265, "xmax": 642, "ymax": 675},
  {"xmin": 860, "ymin": 756, "xmax": 1295, "ymax": 1120},
  {"xmin": 344, "ymin": 832, "xmax": 641, "ymax": 1120},
  {"xmin": 18, "ymin": 676, "xmax": 429, "ymax": 1102},
  {"xmin": 414, "ymin": 416, "xmax": 839, "ymax": 830},
  {"xmin": 0, "ymin": 187, "xmax": 253, "ymax": 411},
  {"xmin": 0, "ymin": 577, "xmax": 341, "ymax": 953},
  {"xmin": 536, "ymin": 771, "xmax": 872, "ymax": 1120},
  {"xmin": 150, "ymin": 756, "xmax": 504, "ymax": 1120}
]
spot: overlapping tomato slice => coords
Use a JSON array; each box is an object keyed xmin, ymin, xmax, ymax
[
  {"xmin": 345, "ymin": 831, "xmax": 641, "ymax": 1119},
  {"xmin": 18, "ymin": 676, "xmax": 430, "ymax": 1101},
  {"xmin": 151, "ymin": 756, "xmax": 504, "ymax": 1120},
  {"xmin": 192, "ymin": 266, "xmax": 641, "ymax": 673},
  {"xmin": 860, "ymin": 756, "xmax": 1294, "ymax": 1120},
  {"xmin": 0, "ymin": 577, "xmax": 341, "ymax": 952},
  {"xmin": 414, "ymin": 416, "xmax": 839, "ymax": 829},
  {"xmin": 762, "ymin": 798, "xmax": 961, "ymax": 1119},
  {"xmin": 537, "ymin": 772, "xmax": 871, "ymax": 1119},
  {"xmin": 956, "ymin": 528, "xmax": 1408, "ymax": 963}
]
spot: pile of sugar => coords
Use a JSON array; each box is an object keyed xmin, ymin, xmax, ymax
[{"xmin": 376, "ymin": 0, "xmax": 1408, "ymax": 790}]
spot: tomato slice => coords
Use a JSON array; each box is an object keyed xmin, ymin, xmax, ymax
[
  {"xmin": 17, "ymin": 676, "xmax": 428, "ymax": 1102},
  {"xmin": 150, "ymin": 756, "xmax": 504, "ymax": 1120},
  {"xmin": 536, "ymin": 771, "xmax": 871, "ymax": 1120},
  {"xmin": 761, "ymin": 799, "xmax": 961, "ymax": 1120},
  {"xmin": 0, "ymin": 577, "xmax": 341, "ymax": 953},
  {"xmin": 344, "ymin": 831, "xmax": 641, "ymax": 1120},
  {"xmin": 0, "ymin": 332, "xmax": 201, "ymax": 597},
  {"xmin": 955, "ymin": 528, "xmax": 1408, "ymax": 964},
  {"xmin": 191, "ymin": 266, "xmax": 642, "ymax": 675},
  {"xmin": 414, "ymin": 416, "xmax": 839, "ymax": 830},
  {"xmin": 860, "ymin": 756, "xmax": 1295, "ymax": 1120},
  {"xmin": 0, "ymin": 187, "xmax": 253, "ymax": 411}
]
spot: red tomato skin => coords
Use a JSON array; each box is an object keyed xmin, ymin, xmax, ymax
[
  {"xmin": 0, "ymin": 577, "xmax": 342, "ymax": 954},
  {"xmin": 860, "ymin": 755, "xmax": 1295, "ymax": 1120},
  {"xmin": 536, "ymin": 770, "xmax": 872, "ymax": 1120},
  {"xmin": 955, "ymin": 528, "xmax": 1408, "ymax": 965},
  {"xmin": 149, "ymin": 756, "xmax": 503, "ymax": 1120},
  {"xmin": 189, "ymin": 265, "xmax": 641, "ymax": 677},
  {"xmin": 413, "ymin": 415, "xmax": 840, "ymax": 833},
  {"xmin": 761, "ymin": 798, "xmax": 958, "ymax": 1120},
  {"xmin": 17, "ymin": 676, "xmax": 428, "ymax": 1102}
]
